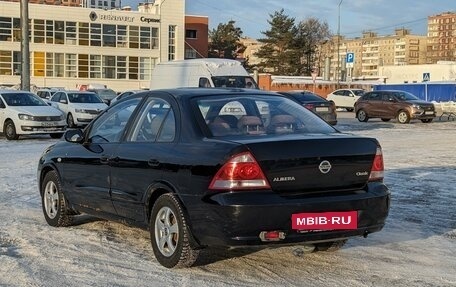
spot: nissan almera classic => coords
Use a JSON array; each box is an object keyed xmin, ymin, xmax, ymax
[{"xmin": 37, "ymin": 88, "xmax": 390, "ymax": 268}]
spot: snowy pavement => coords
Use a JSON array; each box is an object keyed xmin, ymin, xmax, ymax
[{"xmin": 0, "ymin": 113, "xmax": 455, "ymax": 287}]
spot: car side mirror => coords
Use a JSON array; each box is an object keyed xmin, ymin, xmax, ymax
[{"xmin": 64, "ymin": 129, "xmax": 84, "ymax": 143}]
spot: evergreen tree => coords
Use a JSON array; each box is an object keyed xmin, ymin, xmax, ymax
[
  {"xmin": 255, "ymin": 9, "xmax": 297, "ymax": 75},
  {"xmin": 208, "ymin": 20, "xmax": 244, "ymax": 59}
]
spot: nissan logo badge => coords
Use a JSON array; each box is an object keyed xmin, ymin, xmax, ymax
[{"xmin": 319, "ymin": 160, "xmax": 332, "ymax": 174}]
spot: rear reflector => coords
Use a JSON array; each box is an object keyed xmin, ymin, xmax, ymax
[
  {"xmin": 369, "ymin": 147, "xmax": 384, "ymax": 181},
  {"xmin": 209, "ymin": 152, "xmax": 270, "ymax": 190},
  {"xmin": 304, "ymin": 103, "xmax": 314, "ymax": 110},
  {"xmin": 259, "ymin": 231, "xmax": 285, "ymax": 242}
]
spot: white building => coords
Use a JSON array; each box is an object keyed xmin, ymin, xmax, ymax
[
  {"xmin": 379, "ymin": 62, "xmax": 456, "ymax": 84},
  {"xmin": 81, "ymin": 0, "xmax": 121, "ymax": 10},
  {"xmin": 0, "ymin": 0, "xmax": 185, "ymax": 91}
]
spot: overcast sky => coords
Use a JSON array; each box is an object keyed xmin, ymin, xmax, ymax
[{"xmin": 123, "ymin": 0, "xmax": 455, "ymax": 39}]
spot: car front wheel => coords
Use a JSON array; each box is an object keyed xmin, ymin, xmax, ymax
[
  {"xmin": 67, "ymin": 113, "xmax": 75, "ymax": 128},
  {"xmin": 397, "ymin": 110, "xmax": 411, "ymax": 124},
  {"xmin": 4, "ymin": 120, "xmax": 19, "ymax": 140},
  {"xmin": 356, "ymin": 109, "xmax": 368, "ymax": 122},
  {"xmin": 150, "ymin": 193, "xmax": 199, "ymax": 268},
  {"xmin": 41, "ymin": 170, "xmax": 73, "ymax": 227}
]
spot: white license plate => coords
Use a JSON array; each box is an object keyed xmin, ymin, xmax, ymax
[
  {"xmin": 316, "ymin": 107, "xmax": 329, "ymax": 112},
  {"xmin": 425, "ymin": 111, "xmax": 434, "ymax": 115},
  {"xmin": 41, "ymin": 122, "xmax": 58, "ymax": 127}
]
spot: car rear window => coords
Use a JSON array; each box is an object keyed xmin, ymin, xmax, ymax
[{"xmin": 194, "ymin": 94, "xmax": 336, "ymax": 138}]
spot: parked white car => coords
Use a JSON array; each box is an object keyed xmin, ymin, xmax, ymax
[
  {"xmin": 326, "ymin": 89, "xmax": 365, "ymax": 112},
  {"xmin": 49, "ymin": 91, "xmax": 108, "ymax": 127},
  {"xmin": 0, "ymin": 90, "xmax": 66, "ymax": 140}
]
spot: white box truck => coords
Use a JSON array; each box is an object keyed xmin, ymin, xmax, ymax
[{"xmin": 150, "ymin": 58, "xmax": 258, "ymax": 90}]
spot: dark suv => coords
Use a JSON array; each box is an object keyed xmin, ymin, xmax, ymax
[{"xmin": 355, "ymin": 90, "xmax": 435, "ymax": 124}]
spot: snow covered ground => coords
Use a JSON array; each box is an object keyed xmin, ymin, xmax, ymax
[{"xmin": 0, "ymin": 113, "xmax": 455, "ymax": 287}]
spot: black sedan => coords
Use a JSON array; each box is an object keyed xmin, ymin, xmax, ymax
[
  {"xmin": 37, "ymin": 88, "xmax": 390, "ymax": 268},
  {"xmin": 278, "ymin": 90, "xmax": 337, "ymax": 125}
]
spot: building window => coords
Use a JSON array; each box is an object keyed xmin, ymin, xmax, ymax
[
  {"xmin": 55, "ymin": 21, "xmax": 65, "ymax": 44},
  {"xmin": 185, "ymin": 48, "xmax": 196, "ymax": 59},
  {"xmin": 90, "ymin": 54, "xmax": 101, "ymax": 78},
  {"xmin": 139, "ymin": 57, "xmax": 154, "ymax": 80},
  {"xmin": 140, "ymin": 26, "xmax": 151, "ymax": 49},
  {"xmin": 90, "ymin": 23, "xmax": 101, "ymax": 46},
  {"xmin": 54, "ymin": 53, "xmax": 65, "ymax": 77},
  {"xmin": 185, "ymin": 29, "xmax": 197, "ymax": 39},
  {"xmin": 0, "ymin": 50, "xmax": 12, "ymax": 75},
  {"xmin": 168, "ymin": 25, "xmax": 176, "ymax": 61},
  {"xmin": 129, "ymin": 26, "xmax": 139, "ymax": 48},
  {"xmin": 12, "ymin": 18, "xmax": 20, "ymax": 42},
  {"xmin": 46, "ymin": 20, "xmax": 53, "ymax": 44},
  {"xmin": 12, "ymin": 51, "xmax": 20, "ymax": 75},
  {"xmin": 103, "ymin": 24, "xmax": 116, "ymax": 47},
  {"xmin": 33, "ymin": 19, "xmax": 45, "ymax": 43},
  {"xmin": 46, "ymin": 52, "xmax": 53, "ymax": 77},
  {"xmin": 117, "ymin": 25, "xmax": 127, "ymax": 47},
  {"xmin": 33, "ymin": 51, "xmax": 45, "ymax": 77},
  {"xmin": 103, "ymin": 55, "xmax": 116, "ymax": 78},
  {"xmin": 66, "ymin": 54, "xmax": 77, "ymax": 77},
  {"xmin": 0, "ymin": 17, "xmax": 12, "ymax": 42},
  {"xmin": 152, "ymin": 27, "xmax": 158, "ymax": 49},
  {"xmin": 79, "ymin": 22, "xmax": 89, "ymax": 46},
  {"xmin": 117, "ymin": 56, "xmax": 127, "ymax": 79},
  {"xmin": 66, "ymin": 21, "xmax": 77, "ymax": 45},
  {"xmin": 78, "ymin": 54, "xmax": 89, "ymax": 78},
  {"xmin": 129, "ymin": 56, "xmax": 138, "ymax": 79}
]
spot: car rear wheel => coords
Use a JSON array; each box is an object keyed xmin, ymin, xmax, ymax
[
  {"xmin": 421, "ymin": 119, "xmax": 433, "ymax": 123},
  {"xmin": 67, "ymin": 113, "xmax": 75, "ymax": 128},
  {"xmin": 4, "ymin": 120, "xmax": 19, "ymax": 140},
  {"xmin": 356, "ymin": 109, "xmax": 368, "ymax": 122},
  {"xmin": 381, "ymin": 118, "xmax": 391, "ymax": 122},
  {"xmin": 50, "ymin": 133, "xmax": 63, "ymax": 139},
  {"xmin": 397, "ymin": 110, "xmax": 411, "ymax": 124},
  {"xmin": 315, "ymin": 239, "xmax": 347, "ymax": 252},
  {"xmin": 150, "ymin": 193, "xmax": 199, "ymax": 268},
  {"xmin": 41, "ymin": 170, "xmax": 73, "ymax": 227}
]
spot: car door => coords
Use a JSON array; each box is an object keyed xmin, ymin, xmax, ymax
[
  {"xmin": 380, "ymin": 92, "xmax": 398, "ymax": 118},
  {"xmin": 110, "ymin": 94, "xmax": 178, "ymax": 222},
  {"xmin": 61, "ymin": 98, "xmax": 141, "ymax": 214},
  {"xmin": 365, "ymin": 92, "xmax": 384, "ymax": 117}
]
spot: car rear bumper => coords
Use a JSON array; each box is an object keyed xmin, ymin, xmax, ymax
[{"xmin": 183, "ymin": 182, "xmax": 390, "ymax": 247}]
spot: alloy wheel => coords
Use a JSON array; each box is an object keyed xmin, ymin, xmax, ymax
[
  {"xmin": 154, "ymin": 206, "xmax": 179, "ymax": 257},
  {"xmin": 44, "ymin": 181, "xmax": 59, "ymax": 219}
]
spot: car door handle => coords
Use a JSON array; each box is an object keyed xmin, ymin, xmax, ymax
[
  {"xmin": 100, "ymin": 156, "xmax": 119, "ymax": 165},
  {"xmin": 148, "ymin": 159, "xmax": 160, "ymax": 167}
]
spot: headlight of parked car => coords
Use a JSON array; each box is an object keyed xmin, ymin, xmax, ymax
[
  {"xmin": 18, "ymin": 114, "xmax": 35, "ymax": 121},
  {"xmin": 75, "ymin": 109, "xmax": 88, "ymax": 113},
  {"xmin": 412, "ymin": 104, "xmax": 422, "ymax": 110}
]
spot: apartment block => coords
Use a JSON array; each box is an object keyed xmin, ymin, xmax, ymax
[
  {"xmin": 321, "ymin": 29, "xmax": 427, "ymax": 80},
  {"xmin": 1, "ymin": 0, "xmax": 81, "ymax": 6},
  {"xmin": 426, "ymin": 12, "xmax": 456, "ymax": 64}
]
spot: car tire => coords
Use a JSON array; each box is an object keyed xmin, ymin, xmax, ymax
[
  {"xmin": 41, "ymin": 170, "xmax": 73, "ymax": 227},
  {"xmin": 50, "ymin": 133, "xmax": 64, "ymax": 139},
  {"xmin": 356, "ymin": 109, "xmax": 368, "ymax": 122},
  {"xmin": 150, "ymin": 193, "xmax": 200, "ymax": 268},
  {"xmin": 315, "ymin": 239, "xmax": 347, "ymax": 252},
  {"xmin": 4, "ymin": 120, "xmax": 19, "ymax": 140},
  {"xmin": 397, "ymin": 110, "xmax": 411, "ymax": 124},
  {"xmin": 381, "ymin": 118, "xmax": 391, "ymax": 122},
  {"xmin": 421, "ymin": 119, "xmax": 433, "ymax": 123},
  {"xmin": 67, "ymin": 113, "xmax": 75, "ymax": 128}
]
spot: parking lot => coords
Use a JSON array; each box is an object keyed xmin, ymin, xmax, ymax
[{"xmin": 0, "ymin": 112, "xmax": 455, "ymax": 287}]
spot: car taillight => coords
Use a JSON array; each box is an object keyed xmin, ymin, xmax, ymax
[
  {"xmin": 209, "ymin": 152, "xmax": 270, "ymax": 190},
  {"xmin": 304, "ymin": 103, "xmax": 314, "ymax": 110},
  {"xmin": 369, "ymin": 147, "xmax": 384, "ymax": 181}
]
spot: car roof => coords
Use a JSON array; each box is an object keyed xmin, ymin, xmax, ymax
[
  {"xmin": 150, "ymin": 88, "xmax": 283, "ymax": 100},
  {"xmin": 0, "ymin": 90, "xmax": 34, "ymax": 94}
]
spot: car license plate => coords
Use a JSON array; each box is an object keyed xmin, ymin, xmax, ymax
[
  {"xmin": 292, "ymin": 211, "xmax": 358, "ymax": 230},
  {"xmin": 41, "ymin": 122, "xmax": 58, "ymax": 127},
  {"xmin": 424, "ymin": 111, "xmax": 434, "ymax": 115},
  {"xmin": 316, "ymin": 107, "xmax": 329, "ymax": 112}
]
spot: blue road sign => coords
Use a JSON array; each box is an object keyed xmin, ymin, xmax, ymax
[
  {"xmin": 423, "ymin": 73, "xmax": 430, "ymax": 82},
  {"xmin": 346, "ymin": 52, "xmax": 354, "ymax": 63}
]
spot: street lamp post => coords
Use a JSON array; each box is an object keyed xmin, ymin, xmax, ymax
[{"xmin": 336, "ymin": 0, "xmax": 343, "ymax": 88}]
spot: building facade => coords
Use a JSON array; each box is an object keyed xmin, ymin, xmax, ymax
[
  {"xmin": 81, "ymin": 0, "xmax": 121, "ymax": 10},
  {"xmin": 1, "ymin": 0, "xmax": 81, "ymax": 7},
  {"xmin": 0, "ymin": 0, "xmax": 185, "ymax": 91},
  {"xmin": 321, "ymin": 29, "xmax": 427, "ymax": 80},
  {"xmin": 184, "ymin": 15, "xmax": 208, "ymax": 59},
  {"xmin": 426, "ymin": 12, "xmax": 456, "ymax": 64}
]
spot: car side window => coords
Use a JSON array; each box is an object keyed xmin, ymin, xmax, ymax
[
  {"xmin": 367, "ymin": 93, "xmax": 382, "ymax": 101},
  {"xmin": 0, "ymin": 98, "xmax": 5, "ymax": 108},
  {"xmin": 334, "ymin": 90, "xmax": 345, "ymax": 96},
  {"xmin": 383, "ymin": 93, "xmax": 395, "ymax": 101},
  {"xmin": 51, "ymin": 92, "xmax": 61, "ymax": 102},
  {"xmin": 129, "ymin": 98, "xmax": 176, "ymax": 143},
  {"xmin": 199, "ymin": 77, "xmax": 211, "ymax": 88},
  {"xmin": 88, "ymin": 97, "xmax": 141, "ymax": 144}
]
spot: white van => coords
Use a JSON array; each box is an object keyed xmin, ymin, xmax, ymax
[{"xmin": 150, "ymin": 58, "xmax": 258, "ymax": 90}]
